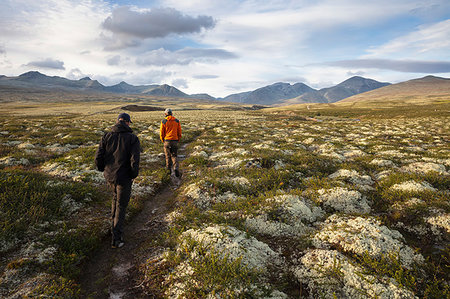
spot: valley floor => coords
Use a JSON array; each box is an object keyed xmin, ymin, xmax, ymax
[{"xmin": 0, "ymin": 105, "xmax": 449, "ymax": 298}]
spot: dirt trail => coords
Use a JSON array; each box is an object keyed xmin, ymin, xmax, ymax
[
  {"xmin": 80, "ymin": 183, "xmax": 176, "ymax": 298},
  {"xmin": 81, "ymin": 146, "xmax": 187, "ymax": 298}
]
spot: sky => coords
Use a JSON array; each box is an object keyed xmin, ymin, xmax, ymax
[{"xmin": 1, "ymin": 0, "xmax": 449, "ymax": 98}]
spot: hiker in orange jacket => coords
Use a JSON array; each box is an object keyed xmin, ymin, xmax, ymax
[{"xmin": 160, "ymin": 108, "xmax": 182, "ymax": 177}]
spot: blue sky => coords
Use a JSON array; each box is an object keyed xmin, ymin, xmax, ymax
[{"xmin": 0, "ymin": 0, "xmax": 449, "ymax": 97}]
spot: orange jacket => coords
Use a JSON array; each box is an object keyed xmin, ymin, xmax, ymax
[{"xmin": 160, "ymin": 115, "xmax": 181, "ymax": 142}]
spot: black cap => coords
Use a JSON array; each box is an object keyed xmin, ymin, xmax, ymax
[{"xmin": 118, "ymin": 112, "xmax": 132, "ymax": 123}]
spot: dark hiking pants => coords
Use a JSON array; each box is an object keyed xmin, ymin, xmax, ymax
[
  {"xmin": 110, "ymin": 180, "xmax": 132, "ymax": 243},
  {"xmin": 164, "ymin": 140, "xmax": 179, "ymax": 172}
]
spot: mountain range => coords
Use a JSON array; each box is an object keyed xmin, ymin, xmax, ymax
[
  {"xmin": 1, "ymin": 71, "xmax": 446, "ymax": 106},
  {"xmin": 222, "ymin": 76, "xmax": 390, "ymax": 105}
]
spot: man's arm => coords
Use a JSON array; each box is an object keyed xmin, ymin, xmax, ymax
[
  {"xmin": 95, "ymin": 135, "xmax": 106, "ymax": 171},
  {"xmin": 177, "ymin": 121, "xmax": 182, "ymax": 140},
  {"xmin": 130, "ymin": 136, "xmax": 140, "ymax": 179},
  {"xmin": 160, "ymin": 121, "xmax": 165, "ymax": 142}
]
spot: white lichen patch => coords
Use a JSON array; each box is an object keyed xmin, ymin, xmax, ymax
[
  {"xmin": 312, "ymin": 215, "xmax": 424, "ymax": 268},
  {"xmin": 227, "ymin": 176, "xmax": 251, "ymax": 186},
  {"xmin": 294, "ymin": 249, "xmax": 417, "ymax": 299},
  {"xmin": 245, "ymin": 215, "xmax": 311, "ymax": 237},
  {"xmin": 370, "ymin": 158, "xmax": 396, "ymax": 167},
  {"xmin": 17, "ymin": 142, "xmax": 36, "ymax": 149},
  {"xmin": 183, "ymin": 182, "xmax": 241, "ymax": 209},
  {"xmin": 401, "ymin": 162, "xmax": 448, "ymax": 175},
  {"xmin": 341, "ymin": 149, "xmax": 366, "ymax": 159},
  {"xmin": 391, "ymin": 198, "xmax": 425, "ymax": 210},
  {"xmin": 60, "ymin": 194, "xmax": 84, "ymax": 214},
  {"xmin": 179, "ymin": 225, "xmax": 282, "ymax": 270},
  {"xmin": 269, "ymin": 195, "xmax": 324, "ymax": 223},
  {"xmin": 0, "ymin": 156, "xmax": 30, "ymax": 166},
  {"xmin": 329, "ymin": 169, "xmax": 374, "ymax": 190},
  {"xmin": 316, "ymin": 187, "xmax": 371, "ymax": 214},
  {"xmin": 132, "ymin": 181, "xmax": 155, "ymax": 197},
  {"xmin": 245, "ymin": 195, "xmax": 324, "ymax": 237},
  {"xmin": 390, "ymin": 180, "xmax": 436, "ymax": 193},
  {"xmin": 214, "ymin": 157, "xmax": 244, "ymax": 169},
  {"xmin": 41, "ymin": 162, "xmax": 105, "ymax": 183},
  {"xmin": 165, "ymin": 225, "xmax": 284, "ymax": 298},
  {"xmin": 190, "ymin": 150, "xmax": 208, "ymax": 158},
  {"xmin": 426, "ymin": 213, "xmax": 450, "ymax": 235}
]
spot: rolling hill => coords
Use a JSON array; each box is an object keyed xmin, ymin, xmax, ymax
[{"xmin": 338, "ymin": 75, "xmax": 450, "ymax": 105}]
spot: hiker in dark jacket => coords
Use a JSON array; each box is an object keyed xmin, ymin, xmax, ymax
[{"xmin": 95, "ymin": 113, "xmax": 140, "ymax": 248}]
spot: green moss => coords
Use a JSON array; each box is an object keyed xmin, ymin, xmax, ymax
[{"xmin": 0, "ymin": 169, "xmax": 103, "ymax": 243}]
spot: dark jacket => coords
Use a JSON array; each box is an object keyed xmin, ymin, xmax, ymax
[{"xmin": 95, "ymin": 121, "xmax": 140, "ymax": 184}]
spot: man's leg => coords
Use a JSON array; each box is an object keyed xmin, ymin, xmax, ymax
[
  {"xmin": 164, "ymin": 141, "xmax": 173, "ymax": 173},
  {"xmin": 111, "ymin": 180, "xmax": 132, "ymax": 246},
  {"xmin": 110, "ymin": 183, "xmax": 118, "ymax": 244},
  {"xmin": 170, "ymin": 140, "xmax": 180, "ymax": 177}
]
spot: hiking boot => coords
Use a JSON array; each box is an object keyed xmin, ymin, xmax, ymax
[
  {"xmin": 112, "ymin": 240, "xmax": 125, "ymax": 249},
  {"xmin": 175, "ymin": 170, "xmax": 181, "ymax": 178}
]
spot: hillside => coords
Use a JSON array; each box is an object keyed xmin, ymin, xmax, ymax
[
  {"xmin": 223, "ymin": 82, "xmax": 316, "ymax": 105},
  {"xmin": 338, "ymin": 75, "xmax": 450, "ymax": 105},
  {"xmin": 0, "ymin": 71, "xmax": 212, "ymax": 100},
  {"xmin": 223, "ymin": 76, "xmax": 390, "ymax": 105}
]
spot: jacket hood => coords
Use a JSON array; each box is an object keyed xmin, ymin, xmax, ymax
[
  {"xmin": 165, "ymin": 115, "xmax": 176, "ymax": 121},
  {"xmin": 112, "ymin": 121, "xmax": 133, "ymax": 133}
]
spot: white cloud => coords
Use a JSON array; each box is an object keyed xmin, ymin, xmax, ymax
[
  {"xmin": 0, "ymin": 0, "xmax": 110, "ymax": 76},
  {"xmin": 101, "ymin": 6, "xmax": 216, "ymax": 50},
  {"xmin": 323, "ymin": 59, "xmax": 450, "ymax": 73},
  {"xmin": 172, "ymin": 78, "xmax": 188, "ymax": 89},
  {"xmin": 24, "ymin": 58, "xmax": 65, "ymax": 70},
  {"xmin": 107, "ymin": 55, "xmax": 122, "ymax": 66},
  {"xmin": 103, "ymin": 6, "xmax": 215, "ymax": 38},
  {"xmin": 66, "ymin": 68, "xmax": 91, "ymax": 80},
  {"xmin": 0, "ymin": 0, "xmax": 449, "ymax": 97},
  {"xmin": 135, "ymin": 47, "xmax": 237, "ymax": 66},
  {"xmin": 363, "ymin": 19, "xmax": 450, "ymax": 59}
]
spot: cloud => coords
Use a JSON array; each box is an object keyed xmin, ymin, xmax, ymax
[
  {"xmin": 66, "ymin": 68, "xmax": 90, "ymax": 80},
  {"xmin": 193, "ymin": 74, "xmax": 219, "ymax": 79},
  {"xmin": 324, "ymin": 59, "xmax": 450, "ymax": 73},
  {"xmin": 107, "ymin": 55, "xmax": 121, "ymax": 65},
  {"xmin": 0, "ymin": 46, "xmax": 5, "ymax": 54},
  {"xmin": 178, "ymin": 48, "xmax": 237, "ymax": 59},
  {"xmin": 25, "ymin": 58, "xmax": 65, "ymax": 70},
  {"xmin": 136, "ymin": 47, "xmax": 237, "ymax": 66},
  {"xmin": 364, "ymin": 19, "xmax": 450, "ymax": 58},
  {"xmin": 172, "ymin": 78, "xmax": 188, "ymax": 89},
  {"xmin": 347, "ymin": 71, "xmax": 365, "ymax": 76},
  {"xmin": 102, "ymin": 6, "xmax": 215, "ymax": 39}
]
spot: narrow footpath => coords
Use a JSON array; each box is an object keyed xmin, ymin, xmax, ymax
[
  {"xmin": 81, "ymin": 144, "xmax": 188, "ymax": 298},
  {"xmin": 80, "ymin": 183, "xmax": 176, "ymax": 298}
]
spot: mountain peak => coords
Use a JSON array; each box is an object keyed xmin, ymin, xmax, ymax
[
  {"xmin": 79, "ymin": 76, "xmax": 92, "ymax": 81},
  {"xmin": 19, "ymin": 71, "xmax": 46, "ymax": 79},
  {"xmin": 416, "ymin": 75, "xmax": 448, "ymax": 82}
]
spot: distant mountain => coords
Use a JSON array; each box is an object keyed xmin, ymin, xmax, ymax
[
  {"xmin": 223, "ymin": 82, "xmax": 316, "ymax": 105},
  {"xmin": 222, "ymin": 76, "xmax": 390, "ymax": 105},
  {"xmin": 143, "ymin": 84, "xmax": 187, "ymax": 97},
  {"xmin": 0, "ymin": 71, "xmax": 209, "ymax": 99},
  {"xmin": 4, "ymin": 71, "xmax": 105, "ymax": 91},
  {"xmin": 187, "ymin": 93, "xmax": 217, "ymax": 101},
  {"xmin": 338, "ymin": 75, "xmax": 450, "ymax": 104}
]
